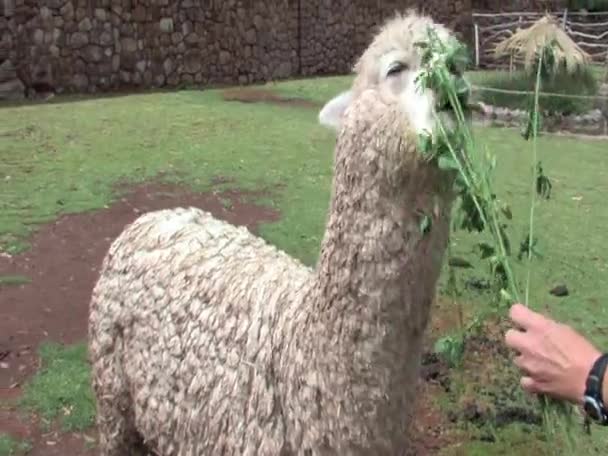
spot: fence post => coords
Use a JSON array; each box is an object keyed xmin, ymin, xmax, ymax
[
  {"xmin": 562, "ymin": 8, "xmax": 568, "ymax": 29},
  {"xmin": 2, "ymin": 0, "xmax": 15, "ymax": 16}
]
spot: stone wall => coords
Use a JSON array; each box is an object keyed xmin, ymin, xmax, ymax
[
  {"xmin": 471, "ymin": 0, "xmax": 567, "ymax": 11},
  {"xmin": 298, "ymin": 0, "xmax": 472, "ymax": 77},
  {"xmin": 1, "ymin": 0, "xmax": 302, "ymax": 95},
  {"xmin": 0, "ymin": 0, "xmax": 562, "ymax": 96}
]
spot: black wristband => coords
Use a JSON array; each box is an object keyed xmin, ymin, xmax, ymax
[{"xmin": 583, "ymin": 353, "xmax": 608, "ymax": 425}]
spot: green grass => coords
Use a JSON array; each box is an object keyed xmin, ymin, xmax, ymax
[
  {"xmin": 568, "ymin": 0, "xmax": 608, "ymax": 12},
  {"xmin": 2, "ymin": 75, "xmax": 608, "ymax": 453},
  {"xmin": 442, "ymin": 125, "xmax": 608, "ymax": 347},
  {"xmin": 440, "ymin": 423, "xmax": 551, "ymax": 455},
  {"xmin": 0, "ymin": 88, "xmax": 337, "ymax": 265},
  {"xmin": 20, "ymin": 343, "xmax": 95, "ymax": 431},
  {"xmin": 265, "ymin": 75, "xmax": 354, "ymax": 104},
  {"xmin": 0, "ymin": 275, "xmax": 31, "ymax": 286},
  {"xmin": 0, "ymin": 434, "xmax": 31, "ymax": 456}
]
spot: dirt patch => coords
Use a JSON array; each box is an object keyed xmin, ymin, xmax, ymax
[
  {"xmin": 0, "ymin": 182, "xmax": 280, "ymax": 390},
  {"xmin": 0, "ymin": 405, "xmax": 97, "ymax": 456},
  {"xmin": 0, "ymin": 181, "xmax": 280, "ymax": 455},
  {"xmin": 407, "ymin": 369, "xmax": 459, "ymax": 455},
  {"xmin": 222, "ymin": 87, "xmax": 321, "ymax": 109}
]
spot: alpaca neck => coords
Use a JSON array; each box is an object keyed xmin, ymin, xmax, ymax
[
  {"xmin": 279, "ymin": 93, "xmax": 455, "ymax": 451},
  {"xmin": 311, "ymin": 160, "xmax": 443, "ymax": 347},
  {"xmin": 291, "ymin": 138, "xmax": 452, "ymax": 449},
  {"xmin": 306, "ymin": 94, "xmax": 452, "ymax": 417},
  {"xmin": 311, "ymin": 124, "xmax": 451, "ymax": 352}
]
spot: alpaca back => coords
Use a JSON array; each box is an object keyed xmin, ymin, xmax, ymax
[{"xmin": 88, "ymin": 207, "xmax": 312, "ymax": 455}]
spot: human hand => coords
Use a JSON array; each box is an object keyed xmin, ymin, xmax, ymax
[{"xmin": 504, "ymin": 303, "xmax": 601, "ymax": 404}]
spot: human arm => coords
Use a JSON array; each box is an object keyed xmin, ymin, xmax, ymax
[{"xmin": 504, "ymin": 303, "xmax": 605, "ymax": 406}]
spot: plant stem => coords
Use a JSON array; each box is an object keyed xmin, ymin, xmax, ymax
[
  {"xmin": 434, "ymin": 76, "xmax": 521, "ymax": 303},
  {"xmin": 525, "ymin": 49, "xmax": 544, "ymax": 306}
]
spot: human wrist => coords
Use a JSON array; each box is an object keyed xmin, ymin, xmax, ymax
[
  {"xmin": 581, "ymin": 351, "xmax": 608, "ymax": 425},
  {"xmin": 579, "ymin": 349, "xmax": 602, "ymax": 404}
]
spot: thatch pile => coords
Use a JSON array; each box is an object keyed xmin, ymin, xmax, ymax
[{"xmin": 494, "ymin": 14, "xmax": 591, "ymax": 74}]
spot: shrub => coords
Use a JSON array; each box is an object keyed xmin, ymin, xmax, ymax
[
  {"xmin": 470, "ymin": 66, "xmax": 599, "ymax": 115},
  {"xmin": 568, "ymin": 0, "xmax": 608, "ymax": 11}
]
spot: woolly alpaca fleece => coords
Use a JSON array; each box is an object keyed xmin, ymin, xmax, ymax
[
  {"xmin": 89, "ymin": 11, "xmax": 459, "ymax": 456},
  {"xmin": 319, "ymin": 10, "xmax": 452, "ymax": 136}
]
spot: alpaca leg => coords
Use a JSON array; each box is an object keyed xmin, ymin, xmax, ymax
[
  {"xmin": 94, "ymin": 378, "xmax": 143, "ymax": 455},
  {"xmin": 92, "ymin": 346, "xmax": 142, "ymax": 456},
  {"xmin": 96, "ymin": 407, "xmax": 136, "ymax": 456}
]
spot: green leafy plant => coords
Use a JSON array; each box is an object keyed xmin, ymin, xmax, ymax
[
  {"xmin": 568, "ymin": 0, "xmax": 608, "ymax": 12},
  {"xmin": 434, "ymin": 334, "xmax": 465, "ymax": 368},
  {"xmin": 0, "ymin": 434, "xmax": 31, "ymax": 456},
  {"xmin": 415, "ymin": 27, "xmax": 576, "ymax": 449},
  {"xmin": 416, "ymin": 30, "xmax": 521, "ymax": 306},
  {"xmin": 536, "ymin": 161, "xmax": 553, "ymax": 200},
  {"xmin": 471, "ymin": 68, "xmax": 598, "ymax": 116}
]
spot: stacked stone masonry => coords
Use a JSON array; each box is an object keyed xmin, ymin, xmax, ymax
[{"xmin": 0, "ymin": 0, "xmax": 567, "ymax": 95}]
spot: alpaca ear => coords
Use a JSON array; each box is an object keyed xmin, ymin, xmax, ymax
[{"xmin": 318, "ymin": 90, "xmax": 353, "ymax": 131}]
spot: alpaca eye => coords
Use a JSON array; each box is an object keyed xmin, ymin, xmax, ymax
[{"xmin": 387, "ymin": 62, "xmax": 407, "ymax": 77}]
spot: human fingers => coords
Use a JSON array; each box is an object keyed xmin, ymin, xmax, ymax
[
  {"xmin": 513, "ymin": 353, "xmax": 533, "ymax": 374},
  {"xmin": 509, "ymin": 303, "xmax": 550, "ymax": 331},
  {"xmin": 504, "ymin": 328, "xmax": 530, "ymax": 353},
  {"xmin": 520, "ymin": 376, "xmax": 542, "ymax": 394}
]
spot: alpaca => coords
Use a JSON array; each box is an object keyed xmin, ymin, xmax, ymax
[{"xmin": 88, "ymin": 10, "xmax": 466, "ymax": 456}]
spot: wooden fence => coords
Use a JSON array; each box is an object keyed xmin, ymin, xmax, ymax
[{"xmin": 472, "ymin": 10, "xmax": 608, "ymax": 69}]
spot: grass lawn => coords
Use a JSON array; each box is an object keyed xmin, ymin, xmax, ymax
[
  {"xmin": 0, "ymin": 275, "xmax": 31, "ymax": 287},
  {"xmin": 2, "ymin": 73, "xmax": 608, "ymax": 454},
  {"xmin": 19, "ymin": 343, "xmax": 95, "ymax": 432},
  {"xmin": 0, "ymin": 434, "xmax": 31, "ymax": 456}
]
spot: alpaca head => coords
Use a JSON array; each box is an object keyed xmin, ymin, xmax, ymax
[{"xmin": 319, "ymin": 11, "xmax": 467, "ymax": 137}]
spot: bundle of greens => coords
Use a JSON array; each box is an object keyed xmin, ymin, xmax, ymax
[
  {"xmin": 415, "ymin": 27, "xmax": 577, "ymax": 449},
  {"xmin": 416, "ymin": 29, "xmax": 520, "ymax": 305}
]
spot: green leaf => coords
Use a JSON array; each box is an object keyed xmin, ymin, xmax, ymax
[
  {"xmin": 478, "ymin": 242, "xmax": 496, "ymax": 259},
  {"xmin": 456, "ymin": 191, "xmax": 486, "ymax": 233},
  {"xmin": 419, "ymin": 213, "xmax": 432, "ymax": 235},
  {"xmin": 453, "ymin": 77, "xmax": 471, "ymax": 98},
  {"xmin": 437, "ymin": 155, "xmax": 460, "ymax": 171},
  {"xmin": 453, "ymin": 174, "xmax": 467, "ymax": 192},
  {"xmin": 517, "ymin": 234, "xmax": 543, "ymax": 261},
  {"xmin": 535, "ymin": 162, "xmax": 552, "ymax": 200},
  {"xmin": 498, "ymin": 224, "xmax": 512, "ymax": 256},
  {"xmin": 500, "ymin": 289, "xmax": 514, "ymax": 303},
  {"xmin": 417, "ymin": 133, "xmax": 433, "ymax": 157},
  {"xmin": 536, "ymin": 175, "xmax": 552, "ymax": 200},
  {"xmin": 449, "ymin": 257, "xmax": 474, "ymax": 269},
  {"xmin": 434, "ymin": 334, "xmax": 465, "ymax": 368},
  {"xmin": 500, "ymin": 203, "xmax": 513, "ymax": 220}
]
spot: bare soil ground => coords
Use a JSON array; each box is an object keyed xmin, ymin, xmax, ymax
[
  {"xmin": 221, "ymin": 87, "xmax": 322, "ymax": 109},
  {"xmin": 0, "ymin": 182, "xmax": 453, "ymax": 455}
]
